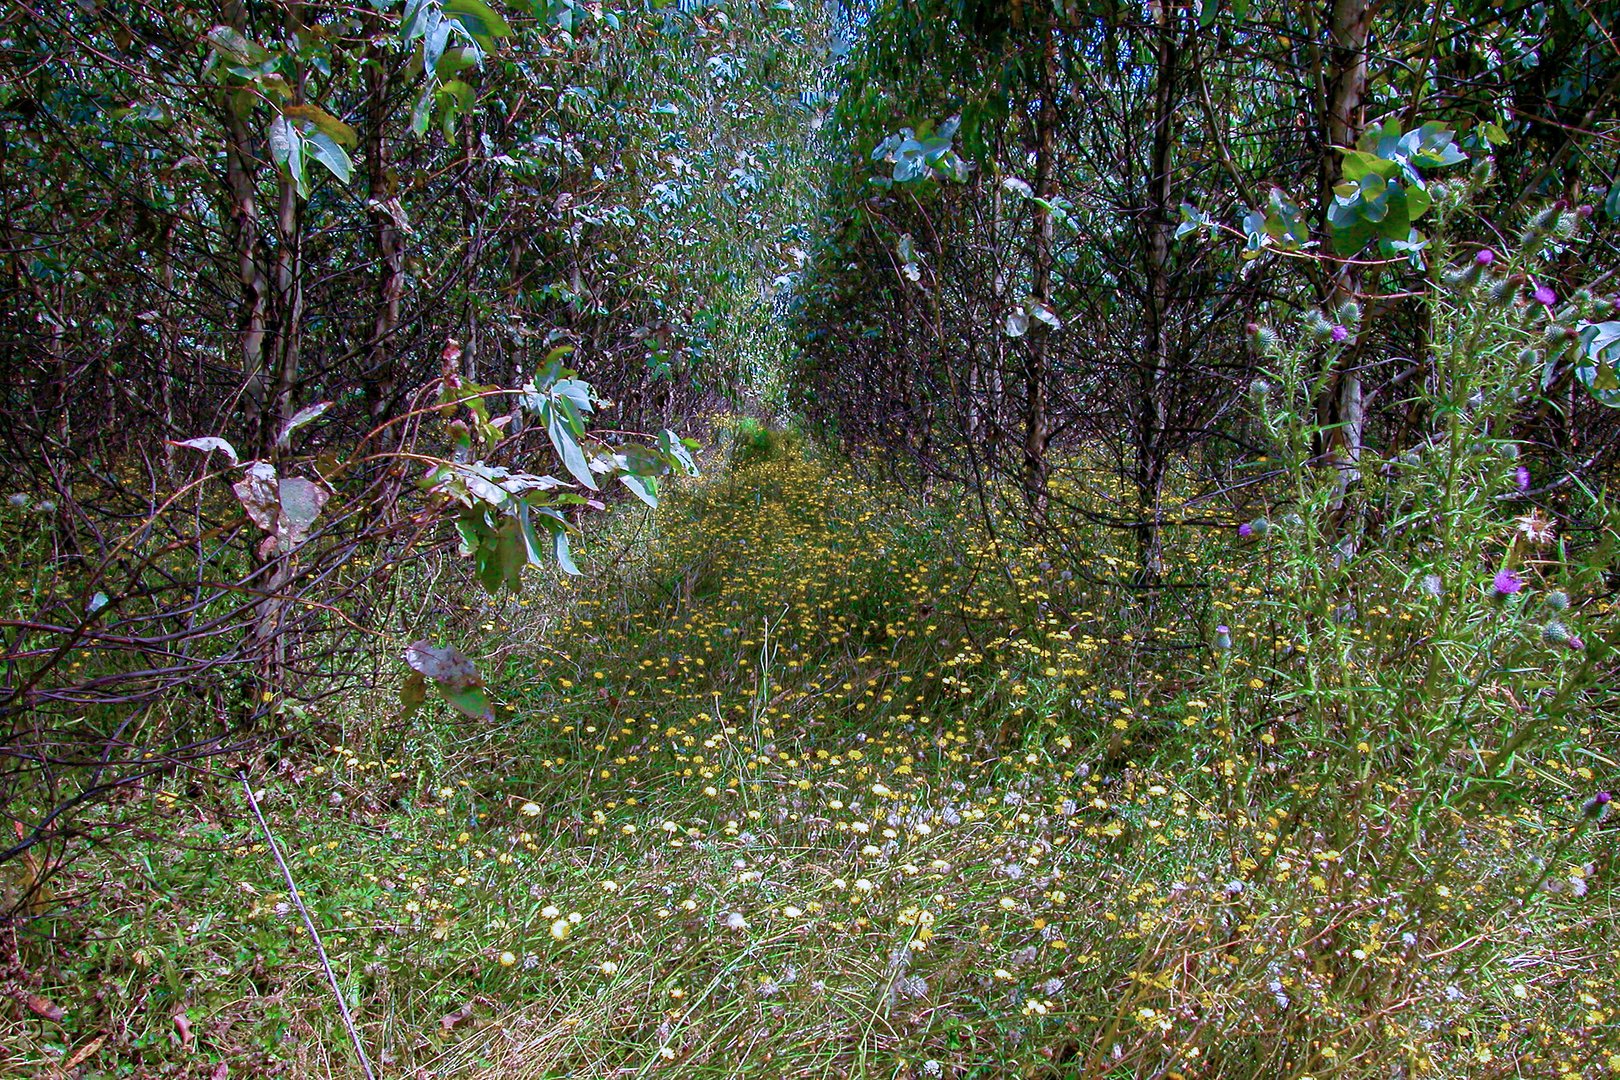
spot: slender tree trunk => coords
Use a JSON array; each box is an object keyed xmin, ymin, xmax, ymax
[
  {"xmin": 1136, "ymin": 9, "xmax": 1181, "ymax": 582},
  {"xmin": 363, "ymin": 29, "xmax": 406, "ymax": 435},
  {"xmin": 223, "ymin": 92, "xmax": 273, "ymax": 450},
  {"xmin": 265, "ymin": 168, "xmax": 304, "ymax": 457},
  {"xmin": 158, "ymin": 220, "xmax": 178, "ymax": 479},
  {"xmin": 1319, "ymin": 0, "xmax": 1373, "ymax": 513},
  {"xmin": 1022, "ymin": 10, "xmax": 1059, "ymax": 511}
]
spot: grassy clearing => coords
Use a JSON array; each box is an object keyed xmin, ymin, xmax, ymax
[{"xmin": 3, "ymin": 442, "xmax": 1617, "ymax": 1078}]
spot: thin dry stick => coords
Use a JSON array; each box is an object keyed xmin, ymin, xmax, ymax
[{"xmin": 242, "ymin": 773, "xmax": 379, "ymax": 1080}]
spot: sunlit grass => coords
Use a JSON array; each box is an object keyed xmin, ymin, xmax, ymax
[{"xmin": 5, "ymin": 442, "xmax": 1616, "ymax": 1079}]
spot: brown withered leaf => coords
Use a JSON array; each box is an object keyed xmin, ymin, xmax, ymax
[
  {"xmin": 61, "ymin": 1033, "xmax": 106, "ymax": 1071},
  {"xmin": 24, "ymin": 993, "xmax": 64, "ymax": 1022}
]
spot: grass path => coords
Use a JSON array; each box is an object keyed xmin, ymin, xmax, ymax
[{"xmin": 4, "ymin": 449, "xmax": 1615, "ymax": 1078}]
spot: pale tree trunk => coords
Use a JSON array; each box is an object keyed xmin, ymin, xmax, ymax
[
  {"xmin": 1320, "ymin": 0, "xmax": 1373, "ymax": 514},
  {"xmin": 223, "ymin": 92, "xmax": 273, "ymax": 452},
  {"xmin": 265, "ymin": 167, "xmax": 304, "ymax": 456},
  {"xmin": 1022, "ymin": 9, "xmax": 1058, "ymax": 512}
]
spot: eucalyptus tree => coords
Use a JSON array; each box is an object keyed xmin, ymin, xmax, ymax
[
  {"xmin": 792, "ymin": 0, "xmax": 1620, "ymax": 576},
  {"xmin": 0, "ymin": 0, "xmax": 828, "ymax": 901}
]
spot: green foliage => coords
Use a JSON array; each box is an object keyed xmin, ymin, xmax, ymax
[
  {"xmin": 728, "ymin": 416, "xmax": 800, "ymax": 466},
  {"xmin": 1327, "ymin": 120, "xmax": 1468, "ymax": 258}
]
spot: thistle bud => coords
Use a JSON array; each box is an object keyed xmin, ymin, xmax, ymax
[
  {"xmin": 1304, "ymin": 310, "xmax": 1336, "ymax": 339},
  {"xmin": 1541, "ymin": 619, "xmax": 1572, "ymax": 647},
  {"xmin": 1214, "ymin": 625, "xmax": 1232, "ymax": 651},
  {"xmin": 1336, "ymin": 300, "xmax": 1362, "ymax": 327},
  {"xmin": 1544, "ymin": 590, "xmax": 1570, "ymax": 612},
  {"xmin": 1500, "ymin": 442, "xmax": 1520, "ymax": 460},
  {"xmin": 1527, "ymin": 204, "xmax": 1561, "ymax": 234},
  {"xmin": 1253, "ymin": 326, "xmax": 1280, "ymax": 355},
  {"xmin": 1248, "ymin": 378, "xmax": 1270, "ymax": 401},
  {"xmin": 1487, "ymin": 275, "xmax": 1520, "ymax": 307},
  {"xmin": 1581, "ymin": 791, "xmax": 1612, "ymax": 823}
]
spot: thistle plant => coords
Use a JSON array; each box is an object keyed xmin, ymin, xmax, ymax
[{"xmin": 1229, "ymin": 186, "xmax": 1615, "ymax": 1033}]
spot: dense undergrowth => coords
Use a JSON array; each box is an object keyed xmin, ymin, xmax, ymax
[{"xmin": 3, "ymin": 431, "xmax": 1618, "ymax": 1078}]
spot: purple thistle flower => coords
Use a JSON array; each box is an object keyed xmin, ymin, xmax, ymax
[
  {"xmin": 1475, "ymin": 248, "xmax": 1495, "ymax": 266},
  {"xmin": 1493, "ymin": 568, "xmax": 1525, "ymax": 597},
  {"xmin": 1330, "ymin": 324, "xmax": 1349, "ymax": 343},
  {"xmin": 1214, "ymin": 625, "xmax": 1232, "ymax": 651},
  {"xmin": 1532, "ymin": 281, "xmax": 1556, "ymax": 306},
  {"xmin": 1515, "ymin": 465, "xmax": 1531, "ymax": 493},
  {"xmin": 1237, "ymin": 522, "xmax": 1253, "ymax": 538},
  {"xmin": 1582, "ymin": 791, "xmax": 1611, "ymax": 822}
]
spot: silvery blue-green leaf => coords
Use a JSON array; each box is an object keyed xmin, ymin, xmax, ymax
[
  {"xmin": 172, "ymin": 436, "xmax": 239, "ymax": 463},
  {"xmin": 402, "ymin": 0, "xmax": 435, "ymax": 41},
  {"xmin": 554, "ymin": 528, "xmax": 579, "ymax": 576},
  {"xmin": 268, "ymin": 114, "xmax": 295, "ymax": 167},
  {"xmin": 425, "ymin": 12, "xmax": 452, "ymax": 75},
  {"xmin": 275, "ymin": 477, "xmax": 329, "ymax": 549},
  {"xmin": 553, "ymin": 378, "xmax": 595, "ymax": 414},
  {"xmin": 304, "ymin": 130, "xmax": 352, "ymax": 184},
  {"xmin": 659, "ymin": 429, "xmax": 699, "ymax": 475},
  {"xmin": 546, "ymin": 407, "xmax": 598, "ymax": 490},
  {"xmin": 620, "ymin": 473, "xmax": 658, "ymax": 507}
]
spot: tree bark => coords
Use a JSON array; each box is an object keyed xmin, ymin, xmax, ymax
[
  {"xmin": 1022, "ymin": 9, "xmax": 1059, "ymax": 512},
  {"xmin": 1319, "ymin": 0, "xmax": 1373, "ymax": 513},
  {"xmin": 363, "ymin": 27, "xmax": 406, "ymax": 434},
  {"xmin": 1136, "ymin": 8, "xmax": 1181, "ymax": 582}
]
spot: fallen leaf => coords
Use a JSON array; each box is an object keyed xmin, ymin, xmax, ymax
[
  {"xmin": 174, "ymin": 1010, "xmax": 192, "ymax": 1047},
  {"xmin": 440, "ymin": 1002, "xmax": 474, "ymax": 1031},
  {"xmin": 25, "ymin": 993, "xmax": 64, "ymax": 1022},
  {"xmin": 61, "ymin": 1033, "xmax": 106, "ymax": 1071}
]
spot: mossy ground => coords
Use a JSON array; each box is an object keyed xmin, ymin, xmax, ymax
[{"xmin": 3, "ymin": 445, "xmax": 1616, "ymax": 1078}]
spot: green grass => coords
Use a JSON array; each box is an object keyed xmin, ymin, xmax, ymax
[{"xmin": 4, "ymin": 445, "xmax": 1617, "ymax": 1078}]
